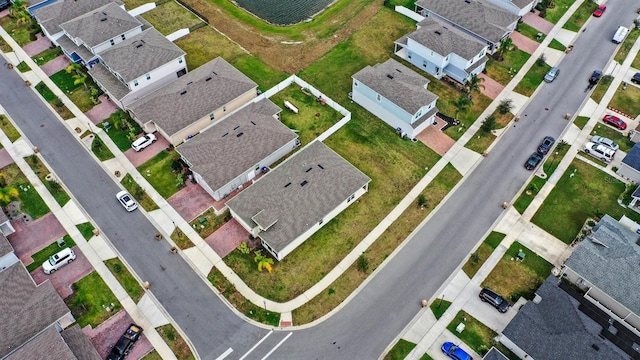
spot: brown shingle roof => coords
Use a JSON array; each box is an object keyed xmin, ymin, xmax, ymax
[
  {"xmin": 5, "ymin": 327, "xmax": 77, "ymax": 360},
  {"xmin": 33, "ymin": 0, "xmax": 124, "ymax": 36},
  {"xmin": 61, "ymin": 325, "xmax": 101, "ymax": 360}
]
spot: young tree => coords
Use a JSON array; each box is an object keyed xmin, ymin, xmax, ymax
[
  {"xmin": 0, "ymin": 186, "xmax": 19, "ymax": 205},
  {"xmin": 497, "ymin": 98, "xmax": 514, "ymax": 114},
  {"xmin": 480, "ymin": 114, "xmax": 496, "ymax": 133},
  {"xmin": 453, "ymin": 94, "xmax": 472, "ymax": 118},
  {"xmin": 496, "ymin": 37, "xmax": 513, "ymax": 61},
  {"xmin": 254, "ymin": 250, "xmax": 274, "ymax": 273},
  {"xmin": 466, "ymin": 74, "xmax": 485, "ymax": 101}
]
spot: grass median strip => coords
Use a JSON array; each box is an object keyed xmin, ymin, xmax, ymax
[
  {"xmin": 105, "ymin": 258, "xmax": 144, "ymax": 302},
  {"xmin": 25, "ymin": 154, "xmax": 71, "ymax": 207},
  {"xmin": 384, "ymin": 339, "xmax": 416, "ymax": 360},
  {"xmin": 462, "ymin": 232, "xmax": 505, "ymax": 278},
  {"xmin": 0, "ymin": 114, "xmax": 20, "ymax": 142},
  {"xmin": 120, "ymin": 174, "xmax": 159, "ymax": 212},
  {"xmin": 155, "ymin": 324, "xmax": 195, "ymax": 360}
]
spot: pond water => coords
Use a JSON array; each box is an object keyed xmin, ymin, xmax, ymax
[{"xmin": 234, "ymin": 0, "xmax": 335, "ymax": 25}]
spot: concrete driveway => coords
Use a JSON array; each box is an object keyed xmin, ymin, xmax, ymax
[
  {"xmin": 124, "ymin": 134, "xmax": 171, "ymax": 167},
  {"xmin": 30, "ymin": 245, "xmax": 94, "ymax": 298},
  {"xmin": 82, "ymin": 309, "xmax": 154, "ymax": 359},
  {"xmin": 416, "ymin": 117, "xmax": 456, "ymax": 155},
  {"xmin": 167, "ymin": 182, "xmax": 217, "ymax": 222},
  {"xmin": 203, "ymin": 218, "xmax": 251, "ymax": 257}
]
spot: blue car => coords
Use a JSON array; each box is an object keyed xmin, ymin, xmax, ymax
[{"xmin": 442, "ymin": 342, "xmax": 473, "ymax": 360}]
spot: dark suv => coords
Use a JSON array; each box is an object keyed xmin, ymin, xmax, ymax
[
  {"xmin": 479, "ymin": 288, "xmax": 509, "ymax": 313},
  {"xmin": 0, "ymin": 0, "xmax": 9, "ymax": 11}
]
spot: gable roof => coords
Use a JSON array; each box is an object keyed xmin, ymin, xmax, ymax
[
  {"xmin": 226, "ymin": 141, "xmax": 371, "ymax": 253},
  {"xmin": 61, "ymin": 325, "xmax": 102, "ymax": 360},
  {"xmin": 403, "ymin": 17, "xmax": 487, "ymax": 59},
  {"xmin": 512, "ymin": 0, "xmax": 534, "ymax": 9},
  {"xmin": 563, "ymin": 215, "xmax": 640, "ymax": 316},
  {"xmin": 60, "ymin": 2, "xmax": 141, "ymax": 48},
  {"xmin": 415, "ymin": 0, "xmax": 518, "ymax": 43},
  {"xmin": 352, "ymin": 59, "xmax": 438, "ymax": 115},
  {"xmin": 177, "ymin": 99, "xmax": 296, "ymax": 192},
  {"xmin": 127, "ymin": 57, "xmax": 257, "ymax": 136},
  {"xmin": 0, "ymin": 263, "xmax": 70, "ymax": 358},
  {"xmin": 482, "ymin": 348, "xmax": 509, "ymax": 360},
  {"xmin": 502, "ymin": 276, "xmax": 627, "ymax": 360},
  {"xmin": 0, "ymin": 231, "xmax": 13, "ymax": 257},
  {"xmin": 88, "ymin": 62, "xmax": 131, "ymax": 100},
  {"xmin": 622, "ymin": 142, "xmax": 640, "ymax": 171},
  {"xmin": 5, "ymin": 326, "xmax": 77, "ymax": 360},
  {"xmin": 98, "ymin": 27, "xmax": 185, "ymax": 83},
  {"xmin": 33, "ymin": 0, "xmax": 124, "ymax": 36}
]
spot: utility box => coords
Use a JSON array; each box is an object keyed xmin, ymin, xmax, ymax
[{"xmin": 456, "ymin": 322, "xmax": 466, "ymax": 333}]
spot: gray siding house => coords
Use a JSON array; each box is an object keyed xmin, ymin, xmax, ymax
[
  {"xmin": 485, "ymin": 0, "xmax": 539, "ymax": 16},
  {"xmin": 352, "ymin": 59, "xmax": 438, "ymax": 139},
  {"xmin": 227, "ymin": 141, "xmax": 371, "ymax": 261},
  {"xmin": 177, "ymin": 99, "xmax": 299, "ymax": 201},
  {"xmin": 617, "ymin": 142, "xmax": 640, "ymax": 183}
]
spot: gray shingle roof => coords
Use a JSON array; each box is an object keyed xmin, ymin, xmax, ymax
[
  {"xmin": 622, "ymin": 142, "xmax": 640, "ymax": 170},
  {"xmin": 352, "ymin": 59, "xmax": 438, "ymax": 115},
  {"xmin": 127, "ymin": 57, "xmax": 257, "ymax": 136},
  {"xmin": 0, "ymin": 231, "xmax": 12, "ymax": 257},
  {"xmin": 61, "ymin": 325, "xmax": 101, "ymax": 360},
  {"xmin": 563, "ymin": 215, "xmax": 640, "ymax": 316},
  {"xmin": 512, "ymin": 0, "xmax": 534, "ymax": 9},
  {"xmin": 226, "ymin": 141, "xmax": 371, "ymax": 254},
  {"xmin": 177, "ymin": 99, "xmax": 296, "ymax": 193},
  {"xmin": 32, "ymin": 0, "xmax": 123, "ymax": 36},
  {"xmin": 99, "ymin": 27, "xmax": 185, "ymax": 83},
  {"xmin": 88, "ymin": 62, "xmax": 131, "ymax": 100},
  {"xmin": 415, "ymin": 0, "xmax": 518, "ymax": 43},
  {"xmin": 502, "ymin": 276, "xmax": 626, "ymax": 360},
  {"xmin": 482, "ymin": 348, "xmax": 509, "ymax": 360},
  {"xmin": 56, "ymin": 35, "xmax": 95, "ymax": 63},
  {"xmin": 60, "ymin": 2, "xmax": 141, "ymax": 48},
  {"xmin": 406, "ymin": 17, "xmax": 487, "ymax": 59},
  {"xmin": 0, "ymin": 263, "xmax": 71, "ymax": 358},
  {"xmin": 5, "ymin": 326, "xmax": 77, "ymax": 360}
]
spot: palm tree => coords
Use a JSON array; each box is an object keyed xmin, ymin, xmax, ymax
[
  {"xmin": 496, "ymin": 37, "xmax": 513, "ymax": 61},
  {"xmin": 0, "ymin": 186, "xmax": 19, "ymax": 205},
  {"xmin": 9, "ymin": 0, "xmax": 27, "ymax": 18},
  {"xmin": 453, "ymin": 94, "xmax": 472, "ymax": 119},
  {"xmin": 66, "ymin": 63, "xmax": 88, "ymax": 90},
  {"xmin": 466, "ymin": 74, "xmax": 485, "ymax": 101},
  {"xmin": 72, "ymin": 74, "xmax": 88, "ymax": 90},
  {"xmin": 254, "ymin": 250, "xmax": 274, "ymax": 273}
]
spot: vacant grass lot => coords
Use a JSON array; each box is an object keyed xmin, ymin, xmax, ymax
[
  {"xmin": 25, "ymin": 154, "xmax": 70, "ymax": 207},
  {"xmin": 384, "ymin": 339, "xmax": 416, "ymax": 360},
  {"xmin": 485, "ymin": 49, "xmax": 531, "ymax": 86},
  {"xmin": 513, "ymin": 61, "xmax": 551, "ymax": 96},
  {"xmin": 137, "ymin": 149, "xmax": 182, "ymax": 198},
  {"xmin": 465, "ymin": 111, "xmax": 514, "ymax": 153},
  {"xmin": 105, "ymin": 258, "xmax": 144, "ymax": 302},
  {"xmin": 543, "ymin": 0, "xmax": 576, "ymax": 24},
  {"xmin": 120, "ymin": 174, "xmax": 159, "ymax": 212},
  {"xmin": 562, "ymin": 0, "xmax": 597, "ymax": 31},
  {"xmin": 141, "ymin": 1, "xmax": 202, "ymax": 36},
  {"xmin": 608, "ymin": 83, "xmax": 640, "ymax": 117},
  {"xmin": 614, "ymin": 28, "xmax": 640, "ymax": 64},
  {"xmin": 1, "ymin": 163, "xmax": 49, "ymax": 219},
  {"xmin": 26, "ymin": 235, "xmax": 75, "ymax": 272},
  {"xmin": 0, "ymin": 114, "xmax": 21, "ymax": 142},
  {"xmin": 531, "ymin": 158, "xmax": 640, "ymax": 243},
  {"xmin": 65, "ymin": 272, "xmax": 120, "ymax": 328},
  {"xmin": 462, "ymin": 232, "xmax": 505, "ymax": 278},
  {"xmin": 156, "ymin": 324, "xmax": 195, "ymax": 360}
]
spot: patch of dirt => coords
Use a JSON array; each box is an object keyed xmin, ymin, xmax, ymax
[{"xmin": 181, "ymin": 0, "xmax": 383, "ymax": 73}]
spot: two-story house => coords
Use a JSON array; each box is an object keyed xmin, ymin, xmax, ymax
[
  {"xmin": 485, "ymin": 0, "xmax": 540, "ymax": 16},
  {"xmin": 351, "ymin": 59, "xmax": 438, "ymax": 140},
  {"xmin": 395, "ymin": 17, "xmax": 489, "ymax": 84}
]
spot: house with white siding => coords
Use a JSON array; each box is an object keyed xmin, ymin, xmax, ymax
[{"xmin": 485, "ymin": 0, "xmax": 539, "ymax": 16}]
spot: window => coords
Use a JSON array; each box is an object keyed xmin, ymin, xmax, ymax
[
  {"xmin": 319, "ymin": 219, "xmax": 323, "ymax": 225},
  {"xmin": 133, "ymin": 79, "xmax": 138, "ymax": 87},
  {"xmin": 347, "ymin": 194, "xmax": 356, "ymax": 203},
  {"xmin": 422, "ymin": 60, "xmax": 427, "ymax": 68},
  {"xmin": 209, "ymin": 113, "xmax": 214, "ymax": 120},
  {"xmin": 223, "ymin": 106, "xmax": 227, "ymax": 112},
  {"xmin": 121, "ymin": 34, "xmax": 126, "ymax": 41},
  {"xmin": 435, "ymin": 67, "xmax": 440, "ymax": 74},
  {"xmin": 408, "ymin": 52, "xmax": 412, "ymax": 59},
  {"xmin": 376, "ymin": 94, "xmax": 381, "ymax": 102},
  {"xmin": 110, "ymin": 39, "xmax": 115, "ymax": 46},
  {"xmin": 255, "ymin": 165, "xmax": 260, "ymax": 171},
  {"xmin": 445, "ymin": 55, "xmax": 449, "ymax": 61},
  {"xmin": 354, "ymin": 81, "xmax": 358, "ymax": 86},
  {"xmin": 178, "ymin": 57, "xmax": 183, "ymax": 64},
  {"xmin": 145, "ymin": 73, "xmax": 150, "ymax": 80},
  {"xmin": 415, "ymin": 109, "xmax": 422, "ymax": 119}
]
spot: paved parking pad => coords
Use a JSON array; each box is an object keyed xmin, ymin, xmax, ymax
[
  {"xmin": 204, "ymin": 218, "xmax": 251, "ymax": 257},
  {"xmin": 30, "ymin": 245, "xmax": 94, "ymax": 298},
  {"xmin": 416, "ymin": 117, "xmax": 456, "ymax": 155},
  {"xmin": 83, "ymin": 309, "xmax": 153, "ymax": 359},
  {"xmin": 167, "ymin": 182, "xmax": 217, "ymax": 222},
  {"xmin": 124, "ymin": 135, "xmax": 171, "ymax": 167},
  {"xmin": 85, "ymin": 95, "xmax": 118, "ymax": 124},
  {"xmin": 7, "ymin": 213, "xmax": 67, "ymax": 265}
]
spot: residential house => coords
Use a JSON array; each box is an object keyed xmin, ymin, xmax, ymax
[
  {"xmin": 616, "ymin": 142, "xmax": 640, "ymax": 183},
  {"xmin": 0, "ymin": 208, "xmax": 15, "ymax": 236},
  {"xmin": 126, "ymin": 57, "xmax": 257, "ymax": 145},
  {"xmin": 0, "ymin": 231, "xmax": 19, "ymax": 272},
  {"xmin": 629, "ymin": 123, "xmax": 640, "ymax": 143},
  {"xmin": 560, "ymin": 215, "xmax": 640, "ymax": 336},
  {"xmin": 352, "ymin": 59, "xmax": 438, "ymax": 139},
  {"xmin": 226, "ymin": 141, "xmax": 371, "ymax": 261},
  {"xmin": 414, "ymin": 0, "xmax": 519, "ymax": 53},
  {"xmin": 482, "ymin": 348, "xmax": 509, "ymax": 360},
  {"xmin": 394, "ymin": 17, "xmax": 489, "ymax": 83},
  {"xmin": 177, "ymin": 98, "xmax": 298, "ymax": 201},
  {"xmin": 500, "ymin": 276, "xmax": 633, "ymax": 360},
  {"xmin": 485, "ymin": 0, "xmax": 539, "ymax": 16},
  {"xmin": 6, "ymin": 325, "xmax": 101, "ymax": 360}
]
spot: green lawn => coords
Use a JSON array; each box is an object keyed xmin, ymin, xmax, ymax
[
  {"xmin": 0, "ymin": 16, "xmax": 36, "ymax": 46},
  {"xmin": 137, "ymin": 149, "xmax": 182, "ymax": 198},
  {"xmin": 513, "ymin": 176, "xmax": 547, "ymax": 214},
  {"xmin": 65, "ymin": 271, "xmax": 120, "ymax": 328},
  {"xmin": 429, "ymin": 298, "xmax": 452, "ymax": 320},
  {"xmin": 542, "ymin": 0, "xmax": 576, "ymax": 24},
  {"xmin": 77, "ymin": 222, "xmax": 95, "ymax": 240},
  {"xmin": 32, "ymin": 46, "xmax": 63, "ymax": 65},
  {"xmin": 99, "ymin": 110, "xmax": 143, "ymax": 151},
  {"xmin": 50, "ymin": 69, "xmax": 102, "ymax": 112},
  {"xmin": 25, "ymin": 235, "xmax": 75, "ymax": 272},
  {"xmin": 141, "ymin": 350, "xmax": 163, "ymax": 360},
  {"xmin": 516, "ymin": 22, "xmax": 545, "ymax": 42},
  {"xmin": 531, "ymin": 158, "xmax": 640, "ymax": 243},
  {"xmin": 0, "ymin": 114, "xmax": 21, "ymax": 142},
  {"xmin": 50, "ymin": 70, "xmax": 80, "ymax": 93},
  {"xmin": 1, "ymin": 163, "xmax": 50, "ymax": 219},
  {"xmin": 34, "ymin": 82, "xmax": 73, "ymax": 119},
  {"xmin": 120, "ymin": 174, "xmax": 159, "ymax": 212},
  {"xmin": 91, "ymin": 134, "xmax": 115, "ymax": 161},
  {"xmin": 25, "ymin": 155, "xmax": 70, "ymax": 207},
  {"xmin": 608, "ymin": 82, "xmax": 640, "ymax": 118},
  {"xmin": 573, "ymin": 115, "xmax": 589, "ymax": 130},
  {"xmin": 419, "ymin": 354, "xmax": 434, "ymax": 360},
  {"xmin": 562, "ymin": 0, "xmax": 597, "ymax": 31},
  {"xmin": 171, "ymin": 227, "xmax": 195, "ymax": 250},
  {"xmin": 548, "ymin": 38, "xmax": 567, "ymax": 51},
  {"xmin": 591, "ymin": 122, "xmax": 634, "ymax": 153},
  {"xmin": 141, "ymin": 1, "xmax": 202, "ymax": 36},
  {"xmin": 156, "ymin": 324, "xmax": 196, "ymax": 360},
  {"xmin": 590, "ymin": 75, "xmax": 613, "ymax": 104},
  {"xmin": 485, "ymin": 49, "xmax": 531, "ymax": 86},
  {"xmin": 189, "ymin": 208, "xmax": 229, "ymax": 238},
  {"xmin": 0, "ymin": 36, "xmax": 11, "ymax": 52},
  {"xmin": 462, "ymin": 232, "xmax": 505, "ymax": 278},
  {"xmin": 446, "ymin": 311, "xmax": 496, "ymax": 357},
  {"xmin": 464, "ymin": 110, "xmax": 513, "ymax": 154},
  {"xmin": 513, "ymin": 61, "xmax": 551, "ymax": 96},
  {"xmin": 16, "ymin": 61, "xmax": 30, "ymax": 72},
  {"xmin": 384, "ymin": 339, "xmax": 416, "ymax": 360},
  {"xmin": 633, "ymin": 50, "xmax": 640, "ymax": 70},
  {"xmin": 105, "ymin": 258, "xmax": 144, "ymax": 302},
  {"xmin": 614, "ymin": 28, "xmax": 640, "ymax": 64}
]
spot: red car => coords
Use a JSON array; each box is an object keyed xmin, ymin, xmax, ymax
[
  {"xmin": 593, "ymin": 4, "xmax": 606, "ymax": 17},
  {"xmin": 603, "ymin": 114, "xmax": 627, "ymax": 130}
]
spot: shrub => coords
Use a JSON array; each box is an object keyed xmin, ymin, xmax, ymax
[
  {"xmin": 357, "ymin": 255, "xmax": 369, "ymax": 272},
  {"xmin": 497, "ymin": 99, "xmax": 514, "ymax": 114},
  {"xmin": 480, "ymin": 114, "xmax": 496, "ymax": 133},
  {"xmin": 417, "ymin": 194, "xmax": 428, "ymax": 208}
]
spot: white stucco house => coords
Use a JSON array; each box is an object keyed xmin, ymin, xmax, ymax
[{"xmin": 485, "ymin": 0, "xmax": 539, "ymax": 16}]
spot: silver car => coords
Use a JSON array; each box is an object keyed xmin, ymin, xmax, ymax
[
  {"xmin": 544, "ymin": 67, "xmax": 560, "ymax": 83},
  {"xmin": 590, "ymin": 135, "xmax": 619, "ymax": 151}
]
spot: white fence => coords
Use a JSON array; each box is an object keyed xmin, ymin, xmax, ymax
[
  {"xmin": 128, "ymin": 3, "xmax": 156, "ymax": 17},
  {"xmin": 166, "ymin": 28, "xmax": 190, "ymax": 42},
  {"xmin": 395, "ymin": 6, "xmax": 424, "ymax": 22}
]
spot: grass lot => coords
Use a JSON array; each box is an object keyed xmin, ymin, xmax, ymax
[
  {"xmin": 1, "ymin": 163, "xmax": 50, "ymax": 219},
  {"xmin": 384, "ymin": 339, "xmax": 416, "ymax": 360},
  {"xmin": 419, "ymin": 354, "xmax": 434, "ymax": 360},
  {"xmin": 531, "ymin": 158, "xmax": 640, "ymax": 243},
  {"xmin": 633, "ymin": 50, "xmax": 640, "ymax": 70},
  {"xmin": 137, "ymin": 149, "xmax": 182, "ymax": 198},
  {"xmin": 542, "ymin": 0, "xmax": 576, "ymax": 24},
  {"xmin": 0, "ymin": 16, "xmax": 35, "ymax": 46},
  {"xmin": 156, "ymin": 324, "xmax": 195, "ymax": 360},
  {"xmin": 590, "ymin": 75, "xmax": 613, "ymax": 104},
  {"xmin": 77, "ymin": 222, "xmax": 95, "ymax": 240},
  {"xmin": 120, "ymin": 174, "xmax": 160, "ymax": 212},
  {"xmin": 65, "ymin": 271, "xmax": 120, "ymax": 328},
  {"xmin": 16, "ymin": 61, "xmax": 29, "ymax": 72},
  {"xmin": 174, "ymin": 26, "xmax": 287, "ymax": 90},
  {"xmin": 50, "ymin": 69, "xmax": 101, "ymax": 112},
  {"xmin": 32, "ymin": 46, "xmax": 63, "ymax": 65},
  {"xmin": 25, "ymin": 235, "xmax": 75, "ymax": 272},
  {"xmin": 482, "ymin": 242, "xmax": 552, "ymax": 301},
  {"xmin": 516, "ymin": 22, "xmax": 545, "ymax": 42},
  {"xmin": 141, "ymin": 350, "xmax": 163, "ymax": 360},
  {"xmin": 465, "ymin": 111, "xmax": 514, "ymax": 154},
  {"xmin": 608, "ymin": 82, "xmax": 640, "ymax": 117},
  {"xmin": 0, "ymin": 37, "xmax": 11, "ymax": 52},
  {"xmin": 141, "ymin": 1, "xmax": 202, "ymax": 36},
  {"xmin": 207, "ymin": 268, "xmax": 281, "ymax": 326},
  {"xmin": 591, "ymin": 122, "xmax": 634, "ymax": 153},
  {"xmin": 548, "ymin": 38, "xmax": 567, "ymax": 52},
  {"xmin": 292, "ymin": 164, "xmax": 462, "ymax": 323},
  {"xmin": 91, "ymin": 135, "xmax": 115, "ymax": 161},
  {"xmin": 573, "ymin": 115, "xmax": 589, "ymax": 130},
  {"xmin": 25, "ymin": 155, "xmax": 70, "ymax": 207},
  {"xmin": 462, "ymin": 232, "xmax": 505, "ymax": 278},
  {"xmin": 0, "ymin": 114, "xmax": 21, "ymax": 142},
  {"xmin": 485, "ymin": 49, "xmax": 531, "ymax": 86},
  {"xmin": 171, "ymin": 227, "xmax": 195, "ymax": 250},
  {"xmin": 446, "ymin": 311, "xmax": 517, "ymax": 358},
  {"xmin": 270, "ymin": 85, "xmax": 343, "ymax": 146},
  {"xmin": 562, "ymin": 0, "xmax": 597, "ymax": 31},
  {"xmin": 34, "ymin": 82, "xmax": 73, "ymax": 119},
  {"xmin": 105, "ymin": 258, "xmax": 144, "ymax": 302},
  {"xmin": 614, "ymin": 28, "xmax": 640, "ymax": 64},
  {"xmin": 99, "ymin": 110, "xmax": 143, "ymax": 151},
  {"xmin": 430, "ymin": 298, "xmax": 452, "ymax": 320},
  {"xmin": 189, "ymin": 208, "xmax": 229, "ymax": 239},
  {"xmin": 513, "ymin": 60, "xmax": 551, "ymax": 96}
]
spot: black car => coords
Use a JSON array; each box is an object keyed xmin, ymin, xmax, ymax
[
  {"xmin": 537, "ymin": 136, "xmax": 555, "ymax": 155},
  {"xmin": 589, "ymin": 70, "xmax": 602, "ymax": 84},
  {"xmin": 631, "ymin": 72, "xmax": 640, "ymax": 85},
  {"xmin": 524, "ymin": 152, "xmax": 543, "ymax": 170},
  {"xmin": 107, "ymin": 324, "xmax": 143, "ymax": 360},
  {"xmin": 0, "ymin": 0, "xmax": 9, "ymax": 11},
  {"xmin": 479, "ymin": 288, "xmax": 509, "ymax": 313}
]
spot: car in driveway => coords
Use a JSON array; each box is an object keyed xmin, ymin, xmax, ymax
[
  {"xmin": 583, "ymin": 141, "xmax": 616, "ymax": 162},
  {"xmin": 593, "ymin": 4, "xmax": 606, "ymax": 17},
  {"xmin": 42, "ymin": 248, "xmax": 76, "ymax": 274},
  {"xmin": 116, "ymin": 191, "xmax": 138, "ymax": 212},
  {"xmin": 544, "ymin": 67, "xmax": 560, "ymax": 83},
  {"xmin": 479, "ymin": 288, "xmax": 509, "ymax": 313},
  {"xmin": 602, "ymin": 114, "xmax": 627, "ymax": 130},
  {"xmin": 537, "ymin": 136, "xmax": 555, "ymax": 155},
  {"xmin": 131, "ymin": 133, "xmax": 157, "ymax": 152},
  {"xmin": 524, "ymin": 152, "xmax": 543, "ymax": 170},
  {"xmin": 590, "ymin": 135, "xmax": 619, "ymax": 151},
  {"xmin": 441, "ymin": 342, "xmax": 473, "ymax": 360},
  {"xmin": 631, "ymin": 72, "xmax": 640, "ymax": 85},
  {"xmin": 589, "ymin": 70, "xmax": 602, "ymax": 84},
  {"xmin": 107, "ymin": 323, "xmax": 143, "ymax": 360}
]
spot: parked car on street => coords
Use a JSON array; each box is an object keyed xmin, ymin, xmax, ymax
[
  {"xmin": 590, "ymin": 135, "xmax": 619, "ymax": 151},
  {"xmin": 131, "ymin": 133, "xmax": 157, "ymax": 152},
  {"xmin": 544, "ymin": 67, "xmax": 560, "ymax": 83},
  {"xmin": 116, "ymin": 191, "xmax": 138, "ymax": 212},
  {"xmin": 524, "ymin": 152, "xmax": 543, "ymax": 171},
  {"xmin": 602, "ymin": 114, "xmax": 627, "ymax": 130},
  {"xmin": 589, "ymin": 70, "xmax": 602, "ymax": 84},
  {"xmin": 593, "ymin": 4, "xmax": 606, "ymax": 17},
  {"xmin": 42, "ymin": 248, "xmax": 76, "ymax": 274},
  {"xmin": 583, "ymin": 141, "xmax": 616, "ymax": 162},
  {"xmin": 631, "ymin": 72, "xmax": 640, "ymax": 85},
  {"xmin": 442, "ymin": 342, "xmax": 473, "ymax": 360},
  {"xmin": 537, "ymin": 136, "xmax": 555, "ymax": 155},
  {"xmin": 479, "ymin": 288, "xmax": 509, "ymax": 313},
  {"xmin": 107, "ymin": 323, "xmax": 143, "ymax": 360}
]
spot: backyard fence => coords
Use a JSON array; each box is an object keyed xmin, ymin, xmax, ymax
[{"xmin": 176, "ymin": 0, "xmax": 209, "ymax": 23}]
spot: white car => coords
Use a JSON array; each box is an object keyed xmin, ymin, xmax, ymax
[
  {"xmin": 42, "ymin": 248, "xmax": 76, "ymax": 274},
  {"xmin": 131, "ymin": 133, "xmax": 157, "ymax": 152},
  {"xmin": 590, "ymin": 135, "xmax": 619, "ymax": 151},
  {"xmin": 583, "ymin": 141, "xmax": 615, "ymax": 162},
  {"xmin": 116, "ymin": 191, "xmax": 138, "ymax": 212}
]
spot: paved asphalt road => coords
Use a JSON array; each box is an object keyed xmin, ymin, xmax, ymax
[{"xmin": 0, "ymin": 2, "xmax": 636, "ymax": 359}]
